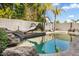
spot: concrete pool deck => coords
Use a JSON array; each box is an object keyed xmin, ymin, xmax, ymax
[
  {"xmin": 46, "ymin": 31, "xmax": 79, "ymax": 36},
  {"xmin": 46, "ymin": 31, "xmax": 68, "ymax": 35}
]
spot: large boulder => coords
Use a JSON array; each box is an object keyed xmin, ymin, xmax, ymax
[
  {"xmin": 7, "ymin": 33, "xmax": 20, "ymax": 47},
  {"xmin": 2, "ymin": 46, "xmax": 39, "ymax": 56},
  {"xmin": 2, "ymin": 28, "xmax": 21, "ymax": 47}
]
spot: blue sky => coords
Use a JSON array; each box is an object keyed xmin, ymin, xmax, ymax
[{"xmin": 46, "ymin": 3, "xmax": 79, "ymax": 23}]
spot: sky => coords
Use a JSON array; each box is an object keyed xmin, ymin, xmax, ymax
[{"xmin": 46, "ymin": 3, "xmax": 79, "ymax": 23}]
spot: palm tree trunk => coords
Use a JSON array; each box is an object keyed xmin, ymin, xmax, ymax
[
  {"xmin": 53, "ymin": 14, "xmax": 56, "ymax": 31},
  {"xmin": 53, "ymin": 14, "xmax": 57, "ymax": 53}
]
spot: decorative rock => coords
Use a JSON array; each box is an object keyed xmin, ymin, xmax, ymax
[
  {"xmin": 7, "ymin": 33, "xmax": 20, "ymax": 47},
  {"xmin": 2, "ymin": 46, "xmax": 39, "ymax": 56}
]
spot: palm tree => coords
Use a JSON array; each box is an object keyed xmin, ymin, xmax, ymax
[
  {"xmin": 0, "ymin": 3, "xmax": 25, "ymax": 19},
  {"xmin": 52, "ymin": 7, "xmax": 63, "ymax": 31},
  {"xmin": 24, "ymin": 3, "xmax": 53, "ymax": 30},
  {"xmin": 52, "ymin": 7, "xmax": 63, "ymax": 53},
  {"xmin": 37, "ymin": 3, "xmax": 53, "ymax": 31}
]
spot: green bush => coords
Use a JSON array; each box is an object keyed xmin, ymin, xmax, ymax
[{"xmin": 0, "ymin": 28, "xmax": 9, "ymax": 55}]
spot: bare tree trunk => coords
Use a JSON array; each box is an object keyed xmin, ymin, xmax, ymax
[{"xmin": 43, "ymin": 12, "xmax": 46, "ymax": 32}]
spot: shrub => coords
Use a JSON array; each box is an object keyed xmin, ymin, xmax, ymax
[{"xmin": 0, "ymin": 28, "xmax": 9, "ymax": 55}]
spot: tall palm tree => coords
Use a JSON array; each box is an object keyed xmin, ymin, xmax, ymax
[
  {"xmin": 41, "ymin": 4, "xmax": 53, "ymax": 31},
  {"xmin": 52, "ymin": 7, "xmax": 63, "ymax": 31},
  {"xmin": 52, "ymin": 7, "xmax": 63, "ymax": 53},
  {"xmin": 24, "ymin": 3, "xmax": 53, "ymax": 30},
  {"xmin": 24, "ymin": 3, "xmax": 52, "ymax": 21}
]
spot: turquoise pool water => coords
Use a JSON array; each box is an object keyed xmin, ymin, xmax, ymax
[
  {"xmin": 42, "ymin": 39, "xmax": 70, "ymax": 54},
  {"xmin": 28, "ymin": 34, "xmax": 71, "ymax": 54}
]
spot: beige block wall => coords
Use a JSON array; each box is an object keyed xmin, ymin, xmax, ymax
[
  {"xmin": 55, "ymin": 23, "xmax": 70, "ymax": 31},
  {"xmin": 72, "ymin": 23, "xmax": 79, "ymax": 30},
  {"xmin": 45, "ymin": 23, "xmax": 79, "ymax": 31},
  {"xmin": 0, "ymin": 19, "xmax": 38, "ymax": 31},
  {"xmin": 0, "ymin": 18, "xmax": 79, "ymax": 31}
]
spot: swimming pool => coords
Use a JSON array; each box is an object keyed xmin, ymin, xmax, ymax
[
  {"xmin": 42, "ymin": 39, "xmax": 70, "ymax": 54},
  {"xmin": 31, "ymin": 34, "xmax": 73, "ymax": 54},
  {"xmin": 20, "ymin": 33, "xmax": 75, "ymax": 54}
]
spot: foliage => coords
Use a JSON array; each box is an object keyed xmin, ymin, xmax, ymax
[
  {"xmin": 23, "ymin": 3, "xmax": 52, "ymax": 22},
  {"xmin": 0, "ymin": 3, "xmax": 25, "ymax": 19},
  {"xmin": 55, "ymin": 20, "xmax": 60, "ymax": 23},
  {"xmin": 71, "ymin": 19, "xmax": 79, "ymax": 23},
  {"xmin": 24, "ymin": 3, "xmax": 52, "ymax": 30},
  {"xmin": 52, "ymin": 7, "xmax": 63, "ymax": 31},
  {"xmin": 0, "ymin": 28, "xmax": 9, "ymax": 55},
  {"xmin": 0, "ymin": 3, "xmax": 53, "ymax": 22}
]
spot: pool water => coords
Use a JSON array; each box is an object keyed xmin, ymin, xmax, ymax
[
  {"xmin": 33, "ymin": 39, "xmax": 70, "ymax": 54},
  {"xmin": 27, "ymin": 34, "xmax": 72, "ymax": 54},
  {"xmin": 42, "ymin": 39, "xmax": 70, "ymax": 54}
]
